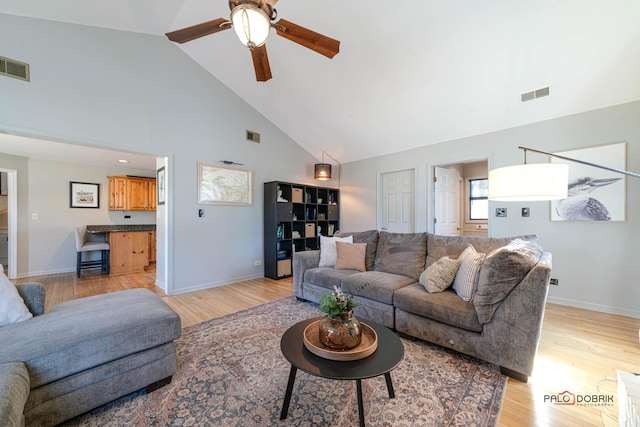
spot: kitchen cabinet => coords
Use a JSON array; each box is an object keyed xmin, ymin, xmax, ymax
[
  {"xmin": 148, "ymin": 230, "xmax": 156, "ymax": 263},
  {"xmin": 108, "ymin": 231, "xmax": 149, "ymax": 275},
  {"xmin": 108, "ymin": 176, "xmax": 127, "ymax": 210},
  {"xmin": 108, "ymin": 176, "xmax": 156, "ymax": 211}
]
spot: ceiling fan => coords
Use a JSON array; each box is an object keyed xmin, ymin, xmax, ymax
[{"xmin": 165, "ymin": 0, "xmax": 340, "ymax": 82}]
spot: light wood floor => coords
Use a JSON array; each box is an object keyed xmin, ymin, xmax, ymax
[{"xmin": 16, "ymin": 267, "xmax": 640, "ymax": 426}]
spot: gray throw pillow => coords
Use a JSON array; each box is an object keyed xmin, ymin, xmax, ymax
[
  {"xmin": 473, "ymin": 238, "xmax": 543, "ymax": 324},
  {"xmin": 374, "ymin": 232, "xmax": 427, "ymax": 280},
  {"xmin": 419, "ymin": 256, "xmax": 461, "ymax": 293}
]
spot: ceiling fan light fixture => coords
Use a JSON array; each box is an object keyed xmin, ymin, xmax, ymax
[{"xmin": 231, "ymin": 4, "xmax": 271, "ymax": 48}]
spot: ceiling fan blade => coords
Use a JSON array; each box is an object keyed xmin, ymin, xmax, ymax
[
  {"xmin": 166, "ymin": 18, "xmax": 230, "ymax": 44},
  {"xmin": 275, "ymin": 19, "xmax": 340, "ymax": 58},
  {"xmin": 251, "ymin": 45, "xmax": 272, "ymax": 82}
]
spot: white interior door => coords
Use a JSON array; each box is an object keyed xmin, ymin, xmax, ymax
[
  {"xmin": 380, "ymin": 169, "xmax": 415, "ymax": 233},
  {"xmin": 434, "ymin": 166, "xmax": 461, "ymax": 236}
]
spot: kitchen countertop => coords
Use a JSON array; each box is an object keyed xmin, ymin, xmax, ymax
[{"xmin": 86, "ymin": 224, "xmax": 156, "ymax": 233}]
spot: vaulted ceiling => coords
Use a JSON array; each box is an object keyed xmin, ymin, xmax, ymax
[{"xmin": 2, "ymin": 0, "xmax": 640, "ymax": 164}]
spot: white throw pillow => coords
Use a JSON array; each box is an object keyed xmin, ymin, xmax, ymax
[
  {"xmin": 0, "ymin": 265, "xmax": 33, "ymax": 327},
  {"xmin": 452, "ymin": 245, "xmax": 486, "ymax": 301},
  {"xmin": 318, "ymin": 235, "xmax": 353, "ymax": 267}
]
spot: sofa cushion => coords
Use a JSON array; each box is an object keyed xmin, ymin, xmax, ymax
[
  {"xmin": 0, "ymin": 288, "xmax": 180, "ymax": 389},
  {"xmin": 452, "ymin": 244, "xmax": 486, "ymax": 301},
  {"xmin": 341, "ymin": 271, "xmax": 416, "ymax": 305},
  {"xmin": 335, "ymin": 242, "xmax": 367, "ymax": 272},
  {"xmin": 318, "ymin": 235, "xmax": 353, "ymax": 267},
  {"xmin": 335, "ymin": 230, "xmax": 379, "ymax": 271},
  {"xmin": 374, "ymin": 232, "xmax": 427, "ymax": 280},
  {"xmin": 0, "ymin": 362, "xmax": 29, "ymax": 427},
  {"xmin": 304, "ymin": 267, "xmax": 359, "ymax": 291},
  {"xmin": 0, "ymin": 269, "xmax": 33, "ymax": 327},
  {"xmin": 394, "ymin": 285, "xmax": 483, "ymax": 333},
  {"xmin": 419, "ymin": 256, "xmax": 461, "ymax": 293},
  {"xmin": 426, "ymin": 233, "xmax": 538, "ymax": 268},
  {"xmin": 474, "ymin": 238, "xmax": 544, "ymax": 324}
]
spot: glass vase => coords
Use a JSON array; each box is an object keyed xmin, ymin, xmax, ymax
[{"xmin": 318, "ymin": 310, "xmax": 362, "ymax": 350}]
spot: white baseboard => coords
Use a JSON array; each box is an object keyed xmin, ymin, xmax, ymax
[
  {"xmin": 547, "ymin": 296, "xmax": 640, "ymax": 319},
  {"xmin": 168, "ymin": 273, "xmax": 265, "ymax": 296},
  {"xmin": 16, "ymin": 267, "xmax": 75, "ymax": 279}
]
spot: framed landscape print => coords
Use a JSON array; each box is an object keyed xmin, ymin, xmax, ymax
[
  {"xmin": 70, "ymin": 182, "xmax": 100, "ymax": 208},
  {"xmin": 550, "ymin": 142, "xmax": 626, "ymax": 221},
  {"xmin": 197, "ymin": 161, "xmax": 253, "ymax": 206}
]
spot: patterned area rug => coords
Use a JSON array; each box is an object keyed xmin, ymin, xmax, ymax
[{"xmin": 63, "ymin": 297, "xmax": 506, "ymax": 426}]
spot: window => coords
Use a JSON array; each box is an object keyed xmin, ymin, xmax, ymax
[{"xmin": 469, "ymin": 178, "xmax": 488, "ymax": 220}]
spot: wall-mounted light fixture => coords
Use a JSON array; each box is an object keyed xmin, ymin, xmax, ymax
[{"xmin": 488, "ymin": 146, "xmax": 639, "ymax": 201}]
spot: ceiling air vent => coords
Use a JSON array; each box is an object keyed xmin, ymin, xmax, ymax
[
  {"xmin": 0, "ymin": 56, "xmax": 30, "ymax": 82},
  {"xmin": 521, "ymin": 86, "xmax": 550, "ymax": 102},
  {"xmin": 246, "ymin": 130, "xmax": 261, "ymax": 143}
]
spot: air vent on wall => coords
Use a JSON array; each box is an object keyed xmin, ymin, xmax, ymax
[
  {"xmin": 0, "ymin": 56, "xmax": 30, "ymax": 82},
  {"xmin": 521, "ymin": 86, "xmax": 550, "ymax": 102},
  {"xmin": 246, "ymin": 130, "xmax": 261, "ymax": 143}
]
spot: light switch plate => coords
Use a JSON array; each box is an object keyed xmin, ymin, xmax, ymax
[{"xmin": 495, "ymin": 208, "xmax": 507, "ymax": 217}]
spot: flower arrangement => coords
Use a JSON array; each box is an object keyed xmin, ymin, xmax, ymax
[{"xmin": 319, "ymin": 286, "xmax": 357, "ymax": 317}]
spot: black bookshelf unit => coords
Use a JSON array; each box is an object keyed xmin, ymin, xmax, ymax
[{"xmin": 264, "ymin": 181, "xmax": 340, "ymax": 280}]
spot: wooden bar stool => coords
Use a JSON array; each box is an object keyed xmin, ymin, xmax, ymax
[{"xmin": 74, "ymin": 227, "xmax": 110, "ymax": 277}]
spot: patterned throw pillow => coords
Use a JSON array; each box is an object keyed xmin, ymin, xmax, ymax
[
  {"xmin": 318, "ymin": 235, "xmax": 353, "ymax": 267},
  {"xmin": 419, "ymin": 256, "xmax": 461, "ymax": 293},
  {"xmin": 452, "ymin": 244, "xmax": 486, "ymax": 301},
  {"xmin": 335, "ymin": 242, "xmax": 367, "ymax": 272}
]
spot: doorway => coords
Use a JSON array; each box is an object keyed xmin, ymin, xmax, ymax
[
  {"xmin": 379, "ymin": 169, "xmax": 416, "ymax": 233},
  {"xmin": 434, "ymin": 166, "xmax": 461, "ymax": 236},
  {"xmin": 0, "ymin": 169, "xmax": 17, "ymax": 278},
  {"xmin": 432, "ymin": 160, "xmax": 489, "ymax": 237}
]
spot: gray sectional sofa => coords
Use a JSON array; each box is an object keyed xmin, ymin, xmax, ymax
[
  {"xmin": 293, "ymin": 230, "xmax": 552, "ymax": 382},
  {"xmin": 0, "ymin": 284, "xmax": 181, "ymax": 426}
]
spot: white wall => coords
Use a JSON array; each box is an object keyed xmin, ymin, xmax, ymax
[
  {"xmin": 341, "ymin": 101, "xmax": 640, "ymax": 318},
  {"xmin": 0, "ymin": 14, "xmax": 331, "ymax": 293}
]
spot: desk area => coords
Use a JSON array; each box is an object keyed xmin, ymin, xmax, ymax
[{"xmin": 87, "ymin": 225, "xmax": 156, "ymax": 275}]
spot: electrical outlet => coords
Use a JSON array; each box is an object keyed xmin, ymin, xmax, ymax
[
  {"xmin": 255, "ymin": 260, "xmax": 262, "ymax": 266},
  {"xmin": 521, "ymin": 207, "xmax": 530, "ymax": 217},
  {"xmin": 550, "ymin": 278, "xmax": 559, "ymax": 286}
]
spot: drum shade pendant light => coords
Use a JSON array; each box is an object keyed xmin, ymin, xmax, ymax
[
  {"xmin": 488, "ymin": 146, "xmax": 639, "ymax": 201},
  {"xmin": 314, "ymin": 151, "xmax": 332, "ymax": 180},
  {"xmin": 489, "ymin": 163, "xmax": 568, "ymax": 201}
]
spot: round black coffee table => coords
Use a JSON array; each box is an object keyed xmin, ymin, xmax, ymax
[{"xmin": 279, "ymin": 317, "xmax": 404, "ymax": 427}]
